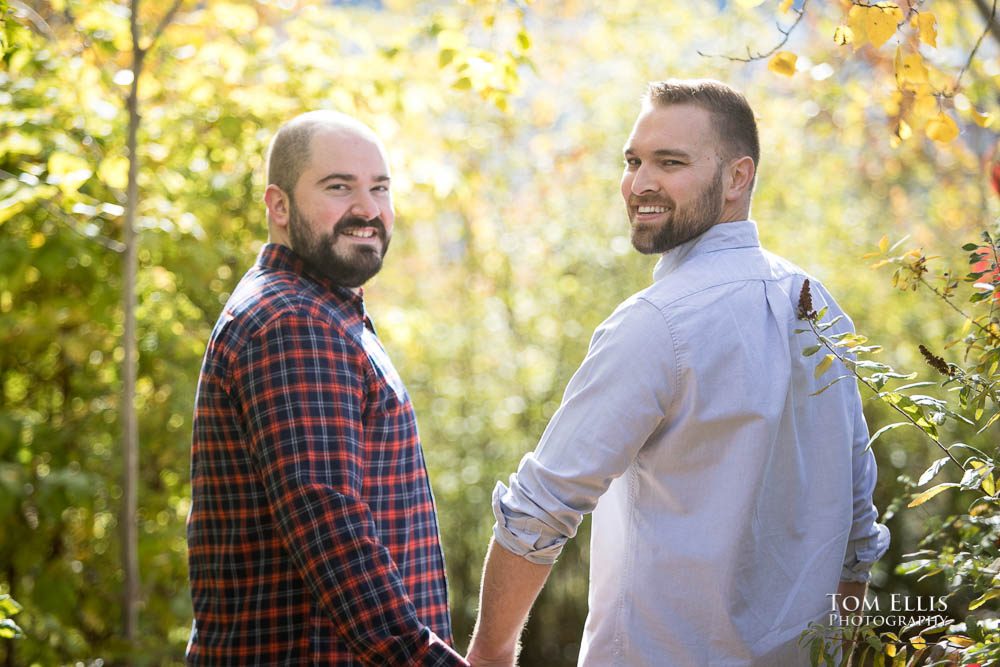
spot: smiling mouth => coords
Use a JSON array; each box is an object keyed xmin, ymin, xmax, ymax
[
  {"xmin": 636, "ymin": 206, "xmax": 667, "ymax": 214},
  {"xmin": 341, "ymin": 227, "xmax": 379, "ymax": 239}
]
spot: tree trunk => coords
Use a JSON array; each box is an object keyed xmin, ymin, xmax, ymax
[{"xmin": 121, "ymin": 0, "xmax": 144, "ymax": 656}]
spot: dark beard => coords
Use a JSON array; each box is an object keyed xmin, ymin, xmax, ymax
[
  {"xmin": 630, "ymin": 165, "xmax": 724, "ymax": 255},
  {"xmin": 288, "ymin": 205, "xmax": 390, "ymax": 288}
]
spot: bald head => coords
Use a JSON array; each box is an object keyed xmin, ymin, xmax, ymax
[{"xmin": 265, "ymin": 110, "xmax": 386, "ymax": 200}]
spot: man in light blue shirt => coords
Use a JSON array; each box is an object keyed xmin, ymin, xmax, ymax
[{"xmin": 466, "ymin": 79, "xmax": 889, "ymax": 666}]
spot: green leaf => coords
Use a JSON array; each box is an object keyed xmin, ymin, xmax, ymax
[
  {"xmin": 968, "ymin": 588, "xmax": 1000, "ymax": 610},
  {"xmin": 815, "ymin": 354, "xmax": 835, "ymax": 378},
  {"xmin": 0, "ymin": 618, "xmax": 22, "ymax": 639},
  {"xmin": 803, "ymin": 344, "xmax": 822, "ymax": 357},
  {"xmin": 0, "ymin": 594, "xmax": 22, "ymax": 617},
  {"xmin": 907, "ymin": 483, "xmax": 959, "ymax": 507},
  {"xmin": 963, "ymin": 242, "xmax": 980, "ymax": 251},
  {"xmin": 960, "ymin": 463, "xmax": 991, "ymax": 490},
  {"xmin": 917, "ymin": 456, "xmax": 951, "ymax": 486},
  {"xmin": 866, "ymin": 422, "xmax": 915, "ymax": 450}
]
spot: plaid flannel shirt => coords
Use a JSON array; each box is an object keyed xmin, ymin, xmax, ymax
[{"xmin": 187, "ymin": 244, "xmax": 465, "ymax": 665}]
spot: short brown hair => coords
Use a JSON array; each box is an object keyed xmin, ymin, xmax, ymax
[{"xmin": 644, "ymin": 79, "xmax": 760, "ymax": 185}]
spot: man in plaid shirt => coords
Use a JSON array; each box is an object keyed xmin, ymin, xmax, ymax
[{"xmin": 187, "ymin": 111, "xmax": 466, "ymax": 665}]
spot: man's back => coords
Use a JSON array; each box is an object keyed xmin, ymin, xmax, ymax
[{"xmin": 577, "ymin": 222, "xmax": 877, "ymax": 665}]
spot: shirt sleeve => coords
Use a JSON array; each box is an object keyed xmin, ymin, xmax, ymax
[
  {"xmin": 493, "ymin": 298, "xmax": 677, "ymax": 565},
  {"xmin": 840, "ymin": 396, "xmax": 891, "ymax": 583},
  {"xmin": 230, "ymin": 312, "xmax": 465, "ymax": 666}
]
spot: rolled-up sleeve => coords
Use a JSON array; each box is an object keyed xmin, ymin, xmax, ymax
[{"xmin": 493, "ymin": 298, "xmax": 677, "ymax": 564}]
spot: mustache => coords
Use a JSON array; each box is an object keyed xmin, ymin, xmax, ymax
[
  {"xmin": 628, "ymin": 196, "xmax": 674, "ymax": 208},
  {"xmin": 335, "ymin": 216, "xmax": 387, "ymax": 236}
]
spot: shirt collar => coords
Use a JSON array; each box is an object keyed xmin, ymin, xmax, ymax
[
  {"xmin": 256, "ymin": 243, "xmax": 367, "ymax": 313},
  {"xmin": 652, "ymin": 220, "xmax": 760, "ymax": 281}
]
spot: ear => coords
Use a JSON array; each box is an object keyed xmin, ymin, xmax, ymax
[
  {"xmin": 725, "ymin": 156, "xmax": 756, "ymax": 202},
  {"xmin": 264, "ymin": 184, "xmax": 291, "ymax": 229}
]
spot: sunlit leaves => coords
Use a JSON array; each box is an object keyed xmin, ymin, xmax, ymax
[
  {"xmin": 847, "ymin": 2, "xmax": 904, "ymax": 50},
  {"xmin": 768, "ymin": 51, "xmax": 797, "ymax": 77},
  {"xmin": 925, "ymin": 112, "xmax": 959, "ymax": 143},
  {"xmin": 908, "ymin": 482, "xmax": 957, "ymax": 507},
  {"xmin": 913, "ymin": 11, "xmax": 938, "ymax": 48}
]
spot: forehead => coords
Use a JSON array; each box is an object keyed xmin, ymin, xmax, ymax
[
  {"xmin": 624, "ymin": 103, "xmax": 718, "ymax": 155},
  {"xmin": 302, "ymin": 126, "xmax": 390, "ymax": 177}
]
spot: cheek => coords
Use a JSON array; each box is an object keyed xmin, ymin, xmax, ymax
[{"xmin": 620, "ymin": 173, "xmax": 633, "ymax": 199}]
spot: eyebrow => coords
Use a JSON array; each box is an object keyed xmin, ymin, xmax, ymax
[
  {"xmin": 623, "ymin": 147, "xmax": 694, "ymax": 161},
  {"xmin": 316, "ymin": 173, "xmax": 391, "ymax": 185}
]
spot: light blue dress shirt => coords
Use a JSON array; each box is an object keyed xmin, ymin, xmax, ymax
[{"xmin": 492, "ymin": 221, "xmax": 890, "ymax": 666}]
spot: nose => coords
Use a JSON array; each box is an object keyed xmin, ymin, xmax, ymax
[
  {"xmin": 628, "ymin": 164, "xmax": 659, "ymax": 196},
  {"xmin": 350, "ymin": 191, "xmax": 381, "ymax": 221}
]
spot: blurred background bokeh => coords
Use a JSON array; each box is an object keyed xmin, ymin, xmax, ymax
[{"xmin": 1, "ymin": 0, "xmax": 998, "ymax": 664}]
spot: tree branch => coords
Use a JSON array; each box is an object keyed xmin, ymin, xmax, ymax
[
  {"xmin": 972, "ymin": 0, "xmax": 1000, "ymax": 48},
  {"xmin": 952, "ymin": 0, "xmax": 998, "ymax": 95},
  {"xmin": 698, "ymin": 0, "xmax": 809, "ymax": 63},
  {"xmin": 146, "ymin": 0, "xmax": 185, "ymax": 54}
]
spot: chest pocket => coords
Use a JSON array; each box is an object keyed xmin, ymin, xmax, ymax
[{"xmin": 360, "ymin": 326, "xmax": 408, "ymax": 405}]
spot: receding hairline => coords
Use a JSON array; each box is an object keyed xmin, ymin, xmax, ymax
[{"xmin": 265, "ymin": 111, "xmax": 388, "ymax": 195}]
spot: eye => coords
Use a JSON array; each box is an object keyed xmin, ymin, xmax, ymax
[
  {"xmin": 659, "ymin": 159, "xmax": 683, "ymax": 167},
  {"xmin": 624, "ymin": 157, "xmax": 640, "ymax": 169},
  {"xmin": 372, "ymin": 185, "xmax": 390, "ymax": 193},
  {"xmin": 326, "ymin": 183, "xmax": 349, "ymax": 191}
]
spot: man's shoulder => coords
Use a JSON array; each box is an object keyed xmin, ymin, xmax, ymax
[
  {"xmin": 214, "ymin": 265, "xmax": 356, "ymax": 345},
  {"xmin": 640, "ymin": 245, "xmax": 815, "ymax": 310}
]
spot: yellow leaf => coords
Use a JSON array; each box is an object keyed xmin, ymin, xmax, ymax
[
  {"xmin": 815, "ymin": 354, "xmax": 834, "ymax": 379},
  {"xmin": 885, "ymin": 643, "xmax": 897, "ymax": 657},
  {"xmin": 436, "ymin": 30, "xmax": 468, "ymax": 50},
  {"xmin": 912, "ymin": 92, "xmax": 938, "ymax": 125},
  {"xmin": 768, "ymin": 51, "xmax": 797, "ymax": 77},
  {"xmin": 47, "ymin": 151, "xmax": 93, "ymax": 194},
  {"xmin": 897, "ymin": 52, "xmax": 929, "ymax": 85},
  {"xmin": 971, "ymin": 461, "xmax": 996, "ymax": 496},
  {"xmin": 910, "ymin": 637, "xmax": 927, "ymax": 650},
  {"xmin": 878, "ymin": 235, "xmax": 889, "ymax": 253},
  {"xmin": 908, "ymin": 483, "xmax": 957, "ymax": 508},
  {"xmin": 913, "ymin": 12, "xmax": 937, "ymax": 48},
  {"xmin": 209, "ymin": 2, "xmax": 258, "ymax": 32},
  {"xmin": 854, "ymin": 3, "xmax": 903, "ymax": 50},
  {"xmin": 847, "ymin": 6, "xmax": 869, "ymax": 48},
  {"xmin": 943, "ymin": 635, "xmax": 975, "ymax": 648},
  {"xmin": 971, "ymin": 108, "xmax": 994, "ymax": 128},
  {"xmin": 926, "ymin": 112, "xmax": 959, "ymax": 143},
  {"xmin": 896, "ymin": 119, "xmax": 912, "ymax": 141},
  {"xmin": 29, "ymin": 232, "xmax": 46, "ymax": 249},
  {"xmin": 780, "ymin": 0, "xmax": 794, "ymax": 12},
  {"xmin": 833, "ymin": 24, "xmax": 854, "ymax": 46},
  {"xmin": 98, "ymin": 156, "xmax": 130, "ymax": 190}
]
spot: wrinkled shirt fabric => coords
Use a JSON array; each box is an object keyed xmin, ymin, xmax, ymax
[
  {"xmin": 188, "ymin": 244, "xmax": 464, "ymax": 666},
  {"xmin": 493, "ymin": 221, "xmax": 889, "ymax": 667}
]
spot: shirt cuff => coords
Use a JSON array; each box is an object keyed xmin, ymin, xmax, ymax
[
  {"xmin": 841, "ymin": 522, "xmax": 891, "ymax": 583},
  {"xmin": 491, "ymin": 481, "xmax": 568, "ymax": 565}
]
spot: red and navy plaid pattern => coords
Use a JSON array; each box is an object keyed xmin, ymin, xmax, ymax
[{"xmin": 187, "ymin": 244, "xmax": 464, "ymax": 665}]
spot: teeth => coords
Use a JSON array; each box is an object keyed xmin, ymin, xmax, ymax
[
  {"xmin": 637, "ymin": 206, "xmax": 667, "ymax": 214},
  {"xmin": 344, "ymin": 229, "xmax": 376, "ymax": 238}
]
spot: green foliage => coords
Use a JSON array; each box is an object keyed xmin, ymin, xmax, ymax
[
  {"xmin": 0, "ymin": 1, "xmax": 997, "ymax": 665},
  {"xmin": 799, "ymin": 228, "xmax": 1000, "ymax": 665},
  {"xmin": 0, "ymin": 593, "xmax": 24, "ymax": 640}
]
